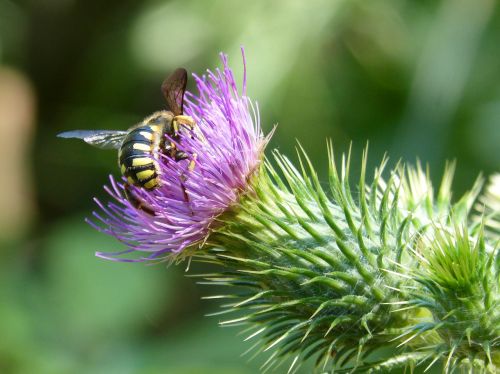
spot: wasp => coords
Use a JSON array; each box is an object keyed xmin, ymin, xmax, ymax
[{"xmin": 58, "ymin": 68, "xmax": 197, "ymax": 213}]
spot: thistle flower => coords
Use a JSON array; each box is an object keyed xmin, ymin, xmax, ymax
[
  {"xmin": 91, "ymin": 50, "xmax": 268, "ymax": 261},
  {"xmin": 85, "ymin": 52, "xmax": 499, "ymax": 372}
]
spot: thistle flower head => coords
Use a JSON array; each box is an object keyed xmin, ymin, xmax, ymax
[
  {"xmin": 91, "ymin": 50, "xmax": 268, "ymax": 261},
  {"xmin": 82, "ymin": 51, "xmax": 499, "ymax": 373}
]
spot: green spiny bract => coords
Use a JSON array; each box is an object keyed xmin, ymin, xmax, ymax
[
  {"xmin": 406, "ymin": 225, "xmax": 499, "ymax": 373},
  {"xmin": 194, "ymin": 144, "xmax": 499, "ymax": 373},
  {"xmin": 475, "ymin": 173, "xmax": 500, "ymax": 243}
]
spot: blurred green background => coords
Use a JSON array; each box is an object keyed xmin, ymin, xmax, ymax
[{"xmin": 0, "ymin": 0, "xmax": 499, "ymax": 373}]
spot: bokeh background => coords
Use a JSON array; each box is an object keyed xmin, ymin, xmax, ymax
[{"xmin": 0, "ymin": 0, "xmax": 499, "ymax": 373}]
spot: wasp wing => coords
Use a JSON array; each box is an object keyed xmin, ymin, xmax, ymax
[
  {"xmin": 57, "ymin": 130, "xmax": 127, "ymax": 149},
  {"xmin": 161, "ymin": 68, "xmax": 187, "ymax": 116}
]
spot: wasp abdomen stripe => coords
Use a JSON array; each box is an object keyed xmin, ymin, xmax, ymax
[
  {"xmin": 117, "ymin": 121, "xmax": 165, "ymax": 190},
  {"xmin": 122, "ymin": 126, "xmax": 157, "ymax": 144},
  {"xmin": 126, "ymin": 163, "xmax": 156, "ymax": 172}
]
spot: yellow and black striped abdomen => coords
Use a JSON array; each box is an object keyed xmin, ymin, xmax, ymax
[{"xmin": 118, "ymin": 125, "xmax": 162, "ymax": 190}]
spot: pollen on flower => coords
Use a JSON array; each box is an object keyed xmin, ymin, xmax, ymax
[{"xmin": 90, "ymin": 49, "xmax": 271, "ymax": 262}]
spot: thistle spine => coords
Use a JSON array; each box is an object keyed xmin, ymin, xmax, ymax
[{"xmin": 196, "ymin": 145, "xmax": 499, "ymax": 373}]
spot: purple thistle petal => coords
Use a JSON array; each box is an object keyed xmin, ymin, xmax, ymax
[{"xmin": 91, "ymin": 50, "xmax": 270, "ymax": 262}]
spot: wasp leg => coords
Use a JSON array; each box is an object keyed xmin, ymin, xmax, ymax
[
  {"xmin": 179, "ymin": 178, "xmax": 190, "ymax": 206},
  {"xmin": 174, "ymin": 150, "xmax": 188, "ymax": 161},
  {"xmin": 173, "ymin": 115, "xmax": 207, "ymax": 144},
  {"xmin": 173, "ymin": 151, "xmax": 197, "ymax": 212},
  {"xmin": 171, "ymin": 115, "xmax": 194, "ymax": 136},
  {"xmin": 124, "ymin": 183, "xmax": 155, "ymax": 216},
  {"xmin": 174, "ymin": 150, "xmax": 196, "ymax": 171},
  {"xmin": 173, "ymin": 115, "xmax": 196, "ymax": 129},
  {"xmin": 173, "ymin": 115, "xmax": 205, "ymax": 141},
  {"xmin": 169, "ymin": 142, "xmax": 177, "ymax": 158},
  {"xmin": 188, "ymin": 153, "xmax": 197, "ymax": 171},
  {"xmin": 163, "ymin": 141, "xmax": 179, "ymax": 159}
]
